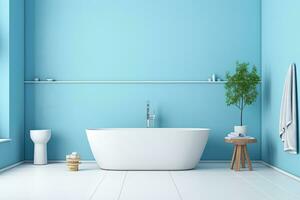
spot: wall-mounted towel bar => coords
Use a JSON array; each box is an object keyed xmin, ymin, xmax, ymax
[{"xmin": 24, "ymin": 80, "xmax": 228, "ymax": 84}]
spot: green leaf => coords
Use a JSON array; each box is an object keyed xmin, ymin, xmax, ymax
[{"xmin": 224, "ymin": 62, "xmax": 260, "ymax": 125}]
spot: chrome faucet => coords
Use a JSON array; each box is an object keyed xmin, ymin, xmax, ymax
[{"xmin": 146, "ymin": 101, "xmax": 155, "ymax": 128}]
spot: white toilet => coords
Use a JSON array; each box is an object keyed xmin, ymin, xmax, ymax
[{"xmin": 30, "ymin": 130, "xmax": 51, "ymax": 165}]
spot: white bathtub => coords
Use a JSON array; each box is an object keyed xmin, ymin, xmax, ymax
[{"xmin": 86, "ymin": 128, "xmax": 210, "ymax": 170}]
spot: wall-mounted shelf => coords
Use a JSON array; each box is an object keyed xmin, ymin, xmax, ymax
[
  {"xmin": 0, "ymin": 139, "xmax": 12, "ymax": 144},
  {"xmin": 24, "ymin": 80, "xmax": 228, "ymax": 84}
]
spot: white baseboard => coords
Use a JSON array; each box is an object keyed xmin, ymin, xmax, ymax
[
  {"xmin": 260, "ymin": 161, "xmax": 300, "ymax": 182},
  {"xmin": 23, "ymin": 160, "xmax": 255, "ymax": 163},
  {"xmin": 24, "ymin": 160, "xmax": 262, "ymax": 164},
  {"xmin": 0, "ymin": 161, "xmax": 24, "ymax": 173},
  {"xmin": 24, "ymin": 160, "xmax": 97, "ymax": 163},
  {"xmin": 200, "ymin": 160, "xmax": 231, "ymax": 163},
  {"xmin": 15, "ymin": 160, "xmax": 300, "ymax": 182},
  {"xmin": 199, "ymin": 160, "xmax": 262, "ymax": 163}
]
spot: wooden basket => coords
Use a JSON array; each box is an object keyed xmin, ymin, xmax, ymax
[{"xmin": 66, "ymin": 158, "xmax": 80, "ymax": 171}]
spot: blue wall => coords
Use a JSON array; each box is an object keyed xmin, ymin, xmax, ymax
[
  {"xmin": 0, "ymin": 0, "xmax": 9, "ymax": 138},
  {"xmin": 0, "ymin": 0, "xmax": 24, "ymax": 169},
  {"xmin": 25, "ymin": 0, "xmax": 261, "ymax": 160},
  {"xmin": 262, "ymin": 0, "xmax": 300, "ymax": 176}
]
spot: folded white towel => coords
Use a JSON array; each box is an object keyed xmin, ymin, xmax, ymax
[
  {"xmin": 225, "ymin": 136, "xmax": 254, "ymax": 139},
  {"xmin": 279, "ymin": 64, "xmax": 298, "ymax": 154},
  {"xmin": 227, "ymin": 132, "xmax": 246, "ymax": 138}
]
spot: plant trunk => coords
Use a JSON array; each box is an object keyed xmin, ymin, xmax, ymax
[
  {"xmin": 240, "ymin": 97, "xmax": 244, "ymax": 126},
  {"xmin": 240, "ymin": 108, "xmax": 243, "ymax": 126}
]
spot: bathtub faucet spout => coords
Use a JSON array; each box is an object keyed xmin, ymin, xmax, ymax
[{"xmin": 146, "ymin": 101, "xmax": 156, "ymax": 128}]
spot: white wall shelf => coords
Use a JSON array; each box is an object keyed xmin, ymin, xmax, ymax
[
  {"xmin": 24, "ymin": 80, "xmax": 228, "ymax": 84},
  {"xmin": 0, "ymin": 139, "xmax": 12, "ymax": 143}
]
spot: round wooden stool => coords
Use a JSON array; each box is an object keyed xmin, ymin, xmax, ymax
[{"xmin": 224, "ymin": 137, "xmax": 257, "ymax": 171}]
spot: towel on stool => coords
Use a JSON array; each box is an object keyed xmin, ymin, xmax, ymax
[{"xmin": 227, "ymin": 132, "xmax": 245, "ymax": 138}]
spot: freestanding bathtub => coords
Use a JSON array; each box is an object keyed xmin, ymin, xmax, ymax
[{"xmin": 86, "ymin": 128, "xmax": 210, "ymax": 170}]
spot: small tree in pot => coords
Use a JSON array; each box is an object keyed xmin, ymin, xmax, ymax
[{"xmin": 225, "ymin": 62, "xmax": 260, "ymax": 135}]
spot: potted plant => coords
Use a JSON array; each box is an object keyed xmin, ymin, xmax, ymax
[{"xmin": 225, "ymin": 62, "xmax": 260, "ymax": 135}]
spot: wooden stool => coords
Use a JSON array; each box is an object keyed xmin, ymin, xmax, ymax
[{"xmin": 225, "ymin": 137, "xmax": 257, "ymax": 171}]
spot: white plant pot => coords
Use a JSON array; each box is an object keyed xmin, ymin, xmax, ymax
[{"xmin": 234, "ymin": 125, "xmax": 247, "ymax": 135}]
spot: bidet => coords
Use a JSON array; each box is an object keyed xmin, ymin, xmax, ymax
[{"xmin": 30, "ymin": 130, "xmax": 51, "ymax": 165}]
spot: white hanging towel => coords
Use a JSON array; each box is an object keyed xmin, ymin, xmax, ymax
[{"xmin": 279, "ymin": 63, "xmax": 297, "ymax": 154}]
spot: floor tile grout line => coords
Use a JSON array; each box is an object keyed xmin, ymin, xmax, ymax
[
  {"xmin": 233, "ymin": 172, "xmax": 274, "ymax": 200},
  {"xmin": 252, "ymin": 170, "xmax": 300, "ymax": 200},
  {"xmin": 117, "ymin": 171, "xmax": 128, "ymax": 200},
  {"xmin": 235, "ymin": 164, "xmax": 300, "ymax": 200},
  {"xmin": 252, "ymin": 169, "xmax": 300, "ymax": 199},
  {"xmin": 260, "ymin": 161, "xmax": 300, "ymax": 182},
  {"xmin": 89, "ymin": 171, "xmax": 107, "ymax": 200},
  {"xmin": 168, "ymin": 171, "xmax": 184, "ymax": 200}
]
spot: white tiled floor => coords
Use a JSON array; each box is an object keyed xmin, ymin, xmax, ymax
[{"xmin": 0, "ymin": 162, "xmax": 300, "ymax": 200}]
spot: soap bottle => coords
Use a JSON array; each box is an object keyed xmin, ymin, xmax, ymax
[{"xmin": 212, "ymin": 74, "xmax": 216, "ymax": 82}]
